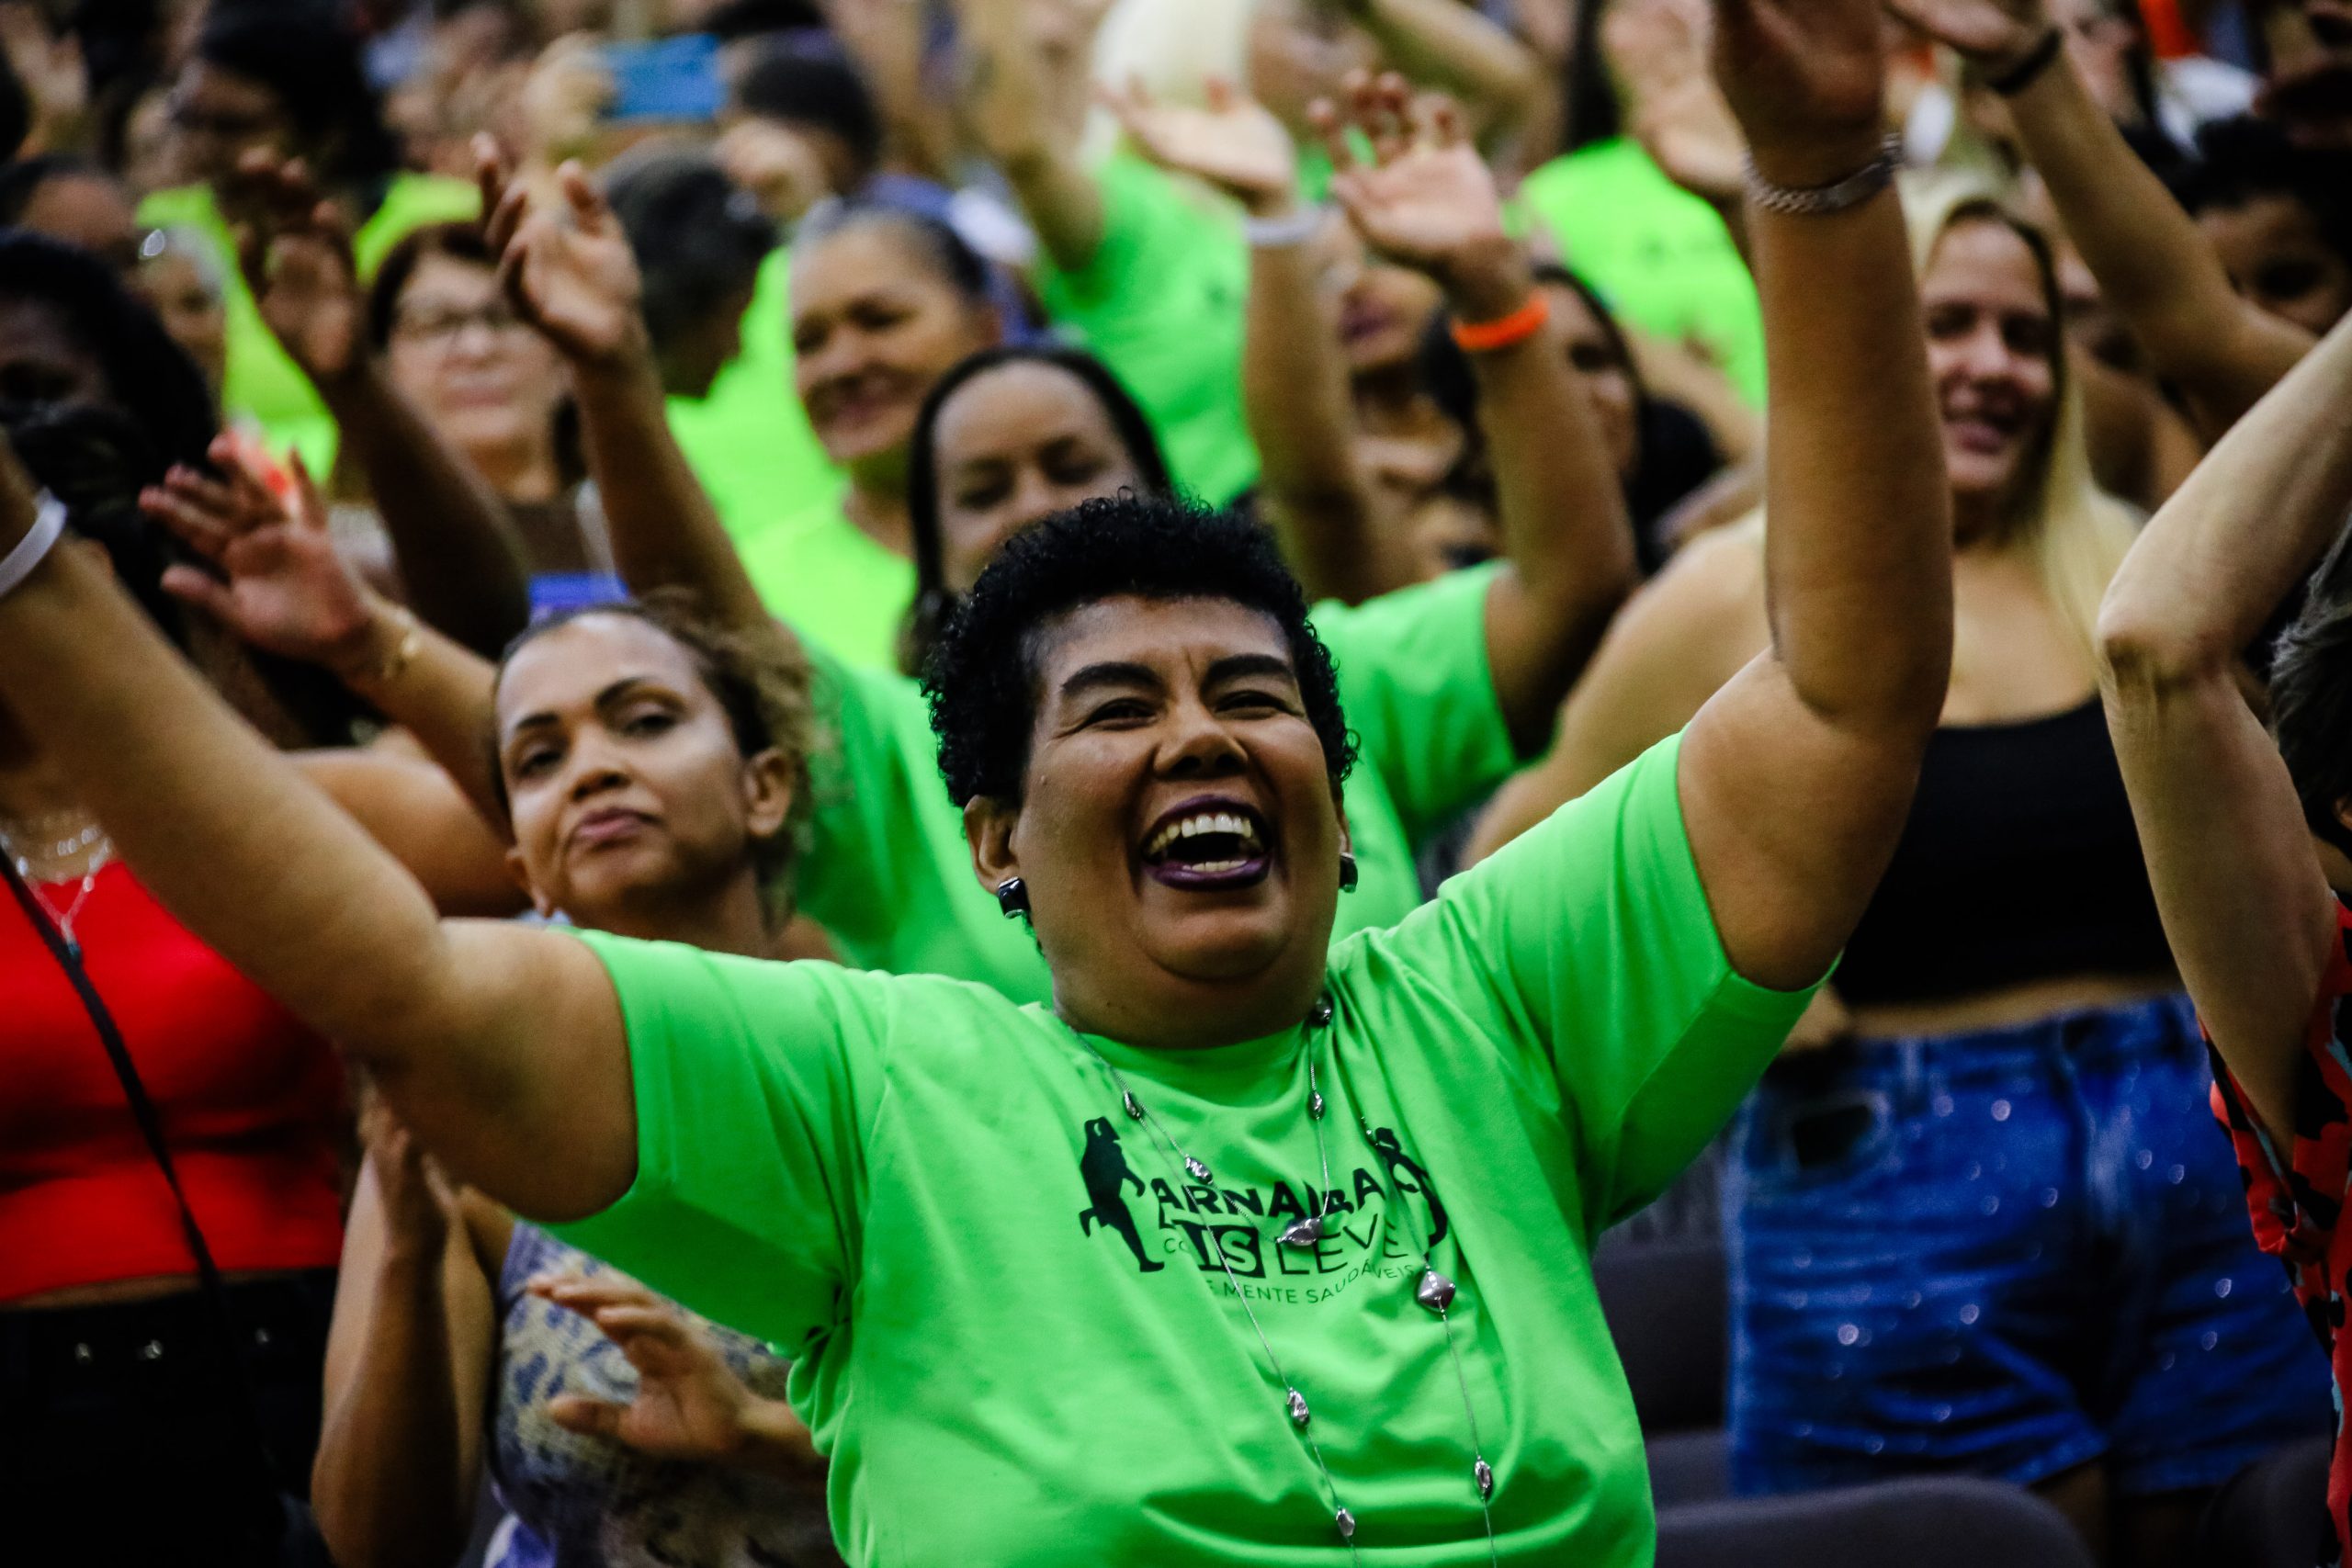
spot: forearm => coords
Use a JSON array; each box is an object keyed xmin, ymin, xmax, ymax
[
  {"xmin": 1359, "ymin": 0, "xmax": 1545, "ymax": 141},
  {"xmin": 313, "ymin": 1247, "xmax": 474, "ymax": 1568},
  {"xmin": 956, "ymin": 0, "xmax": 1104, "ymax": 271},
  {"xmin": 570, "ymin": 348, "xmax": 775, "ymax": 637},
  {"xmin": 1242, "ymin": 230, "xmax": 1394, "ymax": 603},
  {"xmin": 2098, "ymin": 310, "xmax": 2352, "ymax": 684},
  {"xmin": 1747, "ymin": 171, "xmax": 1950, "ymax": 729},
  {"xmin": 336, "ymin": 600, "xmax": 504, "ymax": 824},
  {"xmin": 2008, "ymin": 55, "xmax": 2312, "ymax": 436},
  {"xmin": 1453, "ymin": 251, "xmax": 1638, "ymax": 741},
  {"xmin": 320, "ymin": 365, "xmax": 534, "ymax": 657}
]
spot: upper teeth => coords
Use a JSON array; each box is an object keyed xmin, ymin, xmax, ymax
[{"xmin": 1145, "ymin": 811, "xmax": 1264, "ymax": 860}]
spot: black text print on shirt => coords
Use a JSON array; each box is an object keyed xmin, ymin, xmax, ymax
[{"xmin": 1070, "ymin": 1117, "xmax": 1448, "ymax": 1296}]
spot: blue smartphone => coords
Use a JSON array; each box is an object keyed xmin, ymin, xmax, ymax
[{"xmin": 601, "ymin": 35, "xmax": 725, "ymax": 125}]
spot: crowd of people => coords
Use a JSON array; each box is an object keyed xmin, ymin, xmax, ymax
[{"xmin": 0, "ymin": 0, "xmax": 2349, "ymax": 1564}]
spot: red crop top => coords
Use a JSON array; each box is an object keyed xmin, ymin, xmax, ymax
[{"xmin": 0, "ymin": 863, "xmax": 346, "ymax": 1303}]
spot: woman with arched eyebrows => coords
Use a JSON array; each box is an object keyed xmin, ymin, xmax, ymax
[{"xmin": 0, "ymin": 0, "xmax": 1951, "ymax": 1554}]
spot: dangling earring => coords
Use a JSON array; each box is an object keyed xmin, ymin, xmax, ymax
[
  {"xmin": 1338, "ymin": 852, "xmax": 1359, "ymax": 893},
  {"xmin": 996, "ymin": 876, "xmax": 1030, "ymax": 919}
]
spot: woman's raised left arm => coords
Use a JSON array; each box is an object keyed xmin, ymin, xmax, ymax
[
  {"xmin": 1671, "ymin": 0, "xmax": 1952, "ymax": 990},
  {"xmin": 1322, "ymin": 79, "xmax": 1640, "ymax": 750}
]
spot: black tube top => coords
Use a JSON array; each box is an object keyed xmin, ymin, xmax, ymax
[{"xmin": 1833, "ymin": 699, "xmax": 2173, "ymax": 1008}]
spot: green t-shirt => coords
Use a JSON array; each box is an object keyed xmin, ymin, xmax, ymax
[
  {"xmin": 793, "ymin": 562, "xmax": 1517, "ymax": 1002},
  {"xmin": 737, "ymin": 489, "xmax": 917, "ymax": 673},
  {"xmin": 1036, "ymin": 154, "xmax": 1260, "ymax": 506},
  {"xmin": 1514, "ymin": 139, "xmax": 1767, "ymax": 407},
  {"xmin": 139, "ymin": 175, "xmax": 482, "ymax": 475},
  {"xmin": 667, "ymin": 246, "xmax": 843, "ymax": 545},
  {"xmin": 557, "ymin": 730, "xmax": 1816, "ymax": 1566}
]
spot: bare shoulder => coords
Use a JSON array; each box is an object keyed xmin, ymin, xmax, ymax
[{"xmin": 1601, "ymin": 520, "xmax": 1771, "ymax": 676}]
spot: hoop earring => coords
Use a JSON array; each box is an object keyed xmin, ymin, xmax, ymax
[
  {"xmin": 1338, "ymin": 852, "xmax": 1359, "ymax": 893},
  {"xmin": 996, "ymin": 876, "xmax": 1030, "ymax": 919}
]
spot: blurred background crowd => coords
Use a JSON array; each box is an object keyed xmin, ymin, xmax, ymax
[{"xmin": 0, "ymin": 0, "xmax": 2348, "ymax": 1564}]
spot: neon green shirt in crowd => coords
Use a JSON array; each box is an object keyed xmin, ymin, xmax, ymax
[
  {"xmin": 1035, "ymin": 153, "xmax": 1261, "ymax": 505},
  {"xmin": 736, "ymin": 486, "xmax": 916, "ymax": 673},
  {"xmin": 668, "ymin": 246, "xmax": 843, "ymax": 545},
  {"xmin": 555, "ymin": 730, "xmax": 1817, "ymax": 1566},
  {"xmin": 792, "ymin": 562, "xmax": 1517, "ymax": 1002},
  {"xmin": 1514, "ymin": 138, "xmax": 1767, "ymax": 407},
  {"xmin": 138, "ymin": 175, "xmax": 481, "ymax": 475}
]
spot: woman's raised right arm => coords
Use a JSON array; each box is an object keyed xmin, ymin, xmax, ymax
[
  {"xmin": 2097, "ymin": 309, "xmax": 2352, "ymax": 1133},
  {"xmin": 476, "ymin": 144, "xmax": 777, "ymax": 644},
  {"xmin": 0, "ymin": 447, "xmax": 638, "ymax": 1221}
]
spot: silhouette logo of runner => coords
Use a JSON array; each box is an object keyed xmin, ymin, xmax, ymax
[{"xmin": 1076, "ymin": 1117, "xmax": 1164, "ymax": 1273}]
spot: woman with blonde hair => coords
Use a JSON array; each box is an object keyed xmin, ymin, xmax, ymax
[{"xmin": 1468, "ymin": 176, "xmax": 2328, "ymax": 1558}]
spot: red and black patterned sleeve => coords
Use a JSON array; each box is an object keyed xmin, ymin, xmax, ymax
[
  {"xmin": 2205, "ymin": 898, "xmax": 2352, "ymax": 1565},
  {"xmin": 2208, "ymin": 901, "xmax": 2352, "ymax": 1298}
]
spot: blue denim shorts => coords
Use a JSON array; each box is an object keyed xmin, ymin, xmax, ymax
[{"xmin": 1724, "ymin": 992, "xmax": 2331, "ymax": 1497}]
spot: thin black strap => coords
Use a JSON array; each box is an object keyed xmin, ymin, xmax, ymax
[{"xmin": 2, "ymin": 855, "xmax": 295, "ymax": 1493}]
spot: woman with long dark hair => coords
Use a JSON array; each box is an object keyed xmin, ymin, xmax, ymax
[{"xmin": 0, "ymin": 0, "xmax": 1954, "ymax": 1553}]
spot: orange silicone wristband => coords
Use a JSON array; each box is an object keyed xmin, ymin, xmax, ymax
[{"xmin": 1449, "ymin": 291, "xmax": 1551, "ymax": 354}]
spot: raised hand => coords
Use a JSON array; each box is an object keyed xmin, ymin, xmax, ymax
[
  {"xmin": 1103, "ymin": 76, "xmax": 1300, "ymax": 217},
  {"xmin": 1609, "ymin": 0, "xmax": 1747, "ymax": 207},
  {"xmin": 1881, "ymin": 0, "xmax": 2050, "ymax": 70},
  {"xmin": 476, "ymin": 136, "xmax": 648, "ymax": 369},
  {"xmin": 530, "ymin": 1274, "xmax": 785, "ymax": 1465},
  {"xmin": 141, "ymin": 433, "xmax": 379, "ymax": 671},
  {"xmin": 1313, "ymin": 75, "xmax": 1521, "ymax": 311},
  {"xmin": 0, "ymin": 4, "xmax": 87, "ymax": 154},
  {"xmin": 225, "ymin": 153, "xmax": 369, "ymax": 386},
  {"xmin": 717, "ymin": 119, "xmax": 834, "ymax": 224},
  {"xmin": 1710, "ymin": 0, "xmax": 1892, "ymax": 186}
]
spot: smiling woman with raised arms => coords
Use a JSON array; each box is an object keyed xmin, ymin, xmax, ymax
[{"xmin": 0, "ymin": 0, "xmax": 1949, "ymax": 1556}]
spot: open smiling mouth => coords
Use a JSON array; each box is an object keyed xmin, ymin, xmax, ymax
[{"xmin": 1140, "ymin": 803, "xmax": 1273, "ymax": 892}]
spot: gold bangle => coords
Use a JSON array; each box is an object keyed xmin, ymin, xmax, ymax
[{"xmin": 347, "ymin": 603, "xmax": 422, "ymax": 686}]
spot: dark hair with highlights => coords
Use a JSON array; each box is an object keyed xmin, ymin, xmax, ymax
[
  {"xmin": 903, "ymin": 344, "xmax": 1172, "ymax": 672},
  {"xmin": 922, "ymin": 494, "xmax": 1355, "ymax": 807},
  {"xmin": 488, "ymin": 591, "xmax": 818, "ymax": 917}
]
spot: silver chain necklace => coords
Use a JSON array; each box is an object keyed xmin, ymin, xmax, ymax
[
  {"xmin": 1069, "ymin": 998, "xmax": 1501, "ymax": 1562},
  {"xmin": 0, "ymin": 813, "xmax": 113, "ymax": 957}
]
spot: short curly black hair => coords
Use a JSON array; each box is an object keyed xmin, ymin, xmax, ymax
[{"xmin": 922, "ymin": 494, "xmax": 1357, "ymax": 806}]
